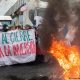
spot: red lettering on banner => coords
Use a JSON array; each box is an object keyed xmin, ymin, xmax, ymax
[
  {"xmin": 13, "ymin": 44, "xmax": 19, "ymax": 56},
  {"xmin": 4, "ymin": 45, "xmax": 7, "ymax": 56},
  {"xmin": 4, "ymin": 45, "xmax": 11, "ymax": 56},
  {"xmin": 24, "ymin": 41, "xmax": 36, "ymax": 54},
  {"xmin": 11, "ymin": 41, "xmax": 36, "ymax": 56},
  {"xmin": 28, "ymin": 42, "xmax": 31, "ymax": 54},
  {"xmin": 30, "ymin": 41, "xmax": 36, "ymax": 54},
  {"xmin": 0, "ymin": 48, "xmax": 4, "ymax": 57},
  {"xmin": 7, "ymin": 45, "xmax": 11, "ymax": 56},
  {"xmin": 19, "ymin": 43, "xmax": 23, "ymax": 55},
  {"xmin": 28, "ymin": 41, "xmax": 33, "ymax": 54},
  {"xmin": 24, "ymin": 42, "xmax": 29, "ymax": 54}
]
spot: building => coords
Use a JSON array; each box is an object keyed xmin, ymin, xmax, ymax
[{"xmin": 0, "ymin": 0, "xmax": 48, "ymax": 26}]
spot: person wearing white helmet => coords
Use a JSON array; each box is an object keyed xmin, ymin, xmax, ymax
[{"xmin": 34, "ymin": 16, "xmax": 43, "ymax": 27}]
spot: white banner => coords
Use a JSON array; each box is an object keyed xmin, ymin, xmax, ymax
[{"xmin": 0, "ymin": 29, "xmax": 36, "ymax": 66}]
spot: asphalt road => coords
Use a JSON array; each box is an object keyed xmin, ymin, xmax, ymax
[{"xmin": 0, "ymin": 59, "xmax": 63, "ymax": 80}]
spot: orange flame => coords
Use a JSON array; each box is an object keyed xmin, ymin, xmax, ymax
[{"xmin": 49, "ymin": 40, "xmax": 80, "ymax": 80}]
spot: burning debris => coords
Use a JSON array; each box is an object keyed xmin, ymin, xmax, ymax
[
  {"xmin": 49, "ymin": 40, "xmax": 80, "ymax": 80},
  {"xmin": 39, "ymin": 0, "xmax": 80, "ymax": 80}
]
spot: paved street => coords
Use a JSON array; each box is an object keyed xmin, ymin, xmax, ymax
[{"xmin": 0, "ymin": 58, "xmax": 63, "ymax": 80}]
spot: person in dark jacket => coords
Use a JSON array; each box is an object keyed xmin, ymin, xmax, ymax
[{"xmin": 3, "ymin": 24, "xmax": 8, "ymax": 32}]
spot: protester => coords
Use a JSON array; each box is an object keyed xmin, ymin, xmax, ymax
[
  {"xmin": 24, "ymin": 24, "xmax": 32, "ymax": 30},
  {"xmin": 35, "ymin": 24, "xmax": 45, "ymax": 63},
  {"xmin": 34, "ymin": 16, "xmax": 43, "ymax": 27},
  {"xmin": 2, "ymin": 24, "xmax": 8, "ymax": 32},
  {"xmin": 1, "ymin": 23, "xmax": 45, "ymax": 63},
  {"xmin": 15, "ymin": 25, "xmax": 23, "ymax": 30}
]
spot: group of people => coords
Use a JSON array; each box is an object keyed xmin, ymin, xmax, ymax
[
  {"xmin": 0, "ymin": 24, "xmax": 32, "ymax": 32},
  {"xmin": 0, "ymin": 24, "xmax": 45, "ymax": 62}
]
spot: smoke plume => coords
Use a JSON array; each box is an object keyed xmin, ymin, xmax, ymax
[{"xmin": 39, "ymin": 0, "xmax": 80, "ymax": 51}]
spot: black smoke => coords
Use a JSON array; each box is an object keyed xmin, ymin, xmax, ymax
[{"xmin": 39, "ymin": 0, "xmax": 80, "ymax": 51}]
